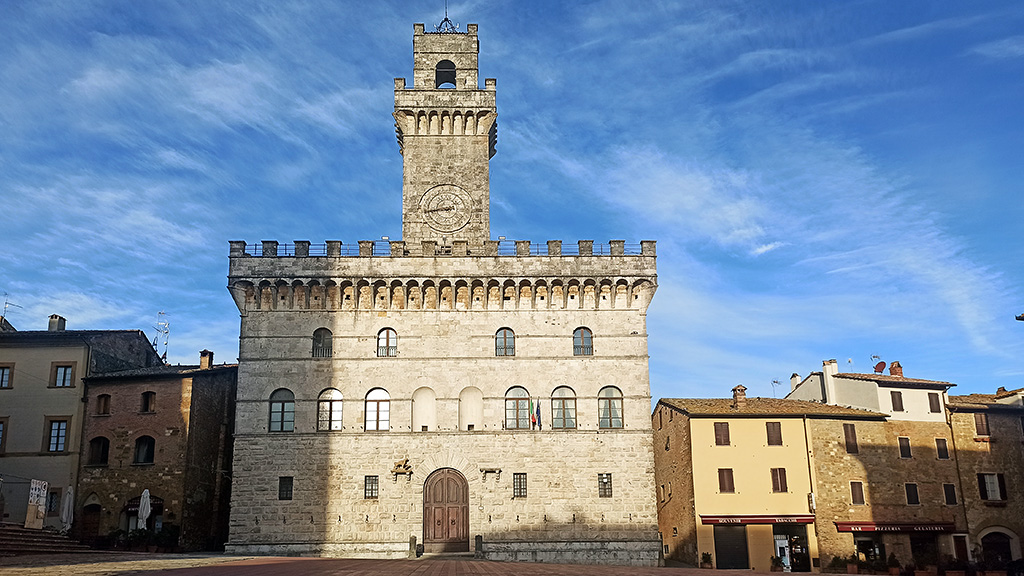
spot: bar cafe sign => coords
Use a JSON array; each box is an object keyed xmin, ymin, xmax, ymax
[{"xmin": 836, "ymin": 522, "xmax": 955, "ymax": 533}]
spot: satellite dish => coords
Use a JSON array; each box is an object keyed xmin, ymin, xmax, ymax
[{"xmin": 873, "ymin": 361, "xmax": 886, "ymax": 374}]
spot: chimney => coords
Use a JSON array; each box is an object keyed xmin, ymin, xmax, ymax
[
  {"xmin": 821, "ymin": 359, "xmax": 839, "ymax": 403},
  {"xmin": 790, "ymin": 373, "xmax": 801, "ymax": 391},
  {"xmin": 823, "ymin": 359, "xmax": 838, "ymax": 377},
  {"xmin": 732, "ymin": 385, "xmax": 748, "ymax": 409},
  {"xmin": 48, "ymin": 314, "xmax": 66, "ymax": 332},
  {"xmin": 200, "ymin": 349, "xmax": 214, "ymax": 370},
  {"xmin": 889, "ymin": 361, "xmax": 903, "ymax": 378}
]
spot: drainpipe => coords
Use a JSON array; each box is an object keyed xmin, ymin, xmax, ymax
[{"xmin": 946, "ymin": 397, "xmax": 972, "ymax": 560}]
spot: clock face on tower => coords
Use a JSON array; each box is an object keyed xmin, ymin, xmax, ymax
[{"xmin": 420, "ymin": 184, "xmax": 472, "ymax": 233}]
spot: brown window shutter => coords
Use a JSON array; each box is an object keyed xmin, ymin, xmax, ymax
[
  {"xmin": 715, "ymin": 422, "xmax": 730, "ymax": 446},
  {"xmin": 928, "ymin": 393, "xmax": 941, "ymax": 413},
  {"xmin": 719, "ymin": 469, "xmax": 734, "ymax": 493},
  {"xmin": 766, "ymin": 422, "xmax": 782, "ymax": 445},
  {"xmin": 975, "ymin": 413, "xmax": 990, "ymax": 436},
  {"xmin": 844, "ymin": 423, "xmax": 858, "ymax": 454},
  {"xmin": 997, "ymin": 474, "xmax": 1007, "ymax": 500},
  {"xmin": 890, "ymin": 391, "xmax": 904, "ymax": 412},
  {"xmin": 851, "ymin": 482, "xmax": 865, "ymax": 504},
  {"xmin": 978, "ymin": 474, "xmax": 988, "ymax": 500}
]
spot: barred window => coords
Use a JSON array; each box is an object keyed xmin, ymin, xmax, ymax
[
  {"xmin": 573, "ymin": 327, "xmax": 593, "ymax": 356},
  {"xmin": 598, "ymin": 473, "xmax": 613, "ymax": 498},
  {"xmin": 278, "ymin": 477, "xmax": 293, "ymax": 500},
  {"xmin": 312, "ymin": 328, "xmax": 333, "ymax": 358},
  {"xmin": 513, "ymin": 473, "xmax": 527, "ymax": 498},
  {"xmin": 364, "ymin": 475, "xmax": 379, "ymax": 499},
  {"xmin": 376, "ymin": 328, "xmax": 398, "ymax": 357},
  {"xmin": 495, "ymin": 328, "xmax": 515, "ymax": 356}
]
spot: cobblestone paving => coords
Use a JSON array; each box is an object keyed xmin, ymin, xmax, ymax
[{"xmin": 0, "ymin": 553, "xmax": 769, "ymax": 576}]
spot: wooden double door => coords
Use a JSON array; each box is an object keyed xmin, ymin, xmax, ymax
[{"xmin": 423, "ymin": 468, "xmax": 469, "ymax": 552}]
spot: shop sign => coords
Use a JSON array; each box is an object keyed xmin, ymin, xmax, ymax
[
  {"xmin": 835, "ymin": 522, "xmax": 954, "ymax": 533},
  {"xmin": 701, "ymin": 514, "xmax": 815, "ymax": 525}
]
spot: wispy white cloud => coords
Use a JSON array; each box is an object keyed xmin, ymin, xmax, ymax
[{"xmin": 969, "ymin": 35, "xmax": 1024, "ymax": 58}]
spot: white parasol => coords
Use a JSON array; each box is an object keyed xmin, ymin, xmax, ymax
[
  {"xmin": 59, "ymin": 486, "xmax": 74, "ymax": 534},
  {"xmin": 137, "ymin": 489, "xmax": 151, "ymax": 530}
]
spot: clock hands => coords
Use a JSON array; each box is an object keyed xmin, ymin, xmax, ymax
[{"xmin": 425, "ymin": 206, "xmax": 455, "ymax": 213}]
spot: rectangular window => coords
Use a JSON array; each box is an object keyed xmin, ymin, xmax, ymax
[
  {"xmin": 52, "ymin": 364, "xmax": 75, "ymax": 387},
  {"xmin": 718, "ymin": 468, "xmax": 735, "ymax": 493},
  {"xmin": 278, "ymin": 477, "xmax": 293, "ymax": 500},
  {"xmin": 928, "ymin": 393, "xmax": 941, "ymax": 413},
  {"xmin": 770, "ymin": 468, "xmax": 788, "ymax": 493},
  {"xmin": 935, "ymin": 438, "xmax": 950, "ymax": 460},
  {"xmin": 364, "ymin": 475, "xmax": 379, "ymax": 499},
  {"xmin": 943, "ymin": 483, "xmax": 958, "ymax": 505},
  {"xmin": 0, "ymin": 364, "xmax": 12, "ymax": 388},
  {"xmin": 714, "ymin": 422, "xmax": 730, "ymax": 446},
  {"xmin": 898, "ymin": 436, "xmax": 912, "ymax": 458},
  {"xmin": 766, "ymin": 422, "xmax": 783, "ymax": 446},
  {"xmin": 890, "ymin": 391, "xmax": 904, "ymax": 412},
  {"xmin": 0, "ymin": 418, "xmax": 7, "ymax": 454},
  {"xmin": 46, "ymin": 419, "xmax": 68, "ymax": 452},
  {"xmin": 844, "ymin": 423, "xmax": 859, "ymax": 454},
  {"xmin": 975, "ymin": 413, "xmax": 990, "ymax": 436},
  {"xmin": 513, "ymin": 473, "xmax": 527, "ymax": 498},
  {"xmin": 851, "ymin": 481, "xmax": 865, "ymax": 505},
  {"xmin": 905, "ymin": 483, "xmax": 920, "ymax": 505},
  {"xmin": 978, "ymin": 473, "xmax": 1007, "ymax": 501},
  {"xmin": 598, "ymin": 473, "xmax": 613, "ymax": 498}
]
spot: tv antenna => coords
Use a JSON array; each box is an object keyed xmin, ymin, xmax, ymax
[
  {"xmin": 2, "ymin": 293, "xmax": 23, "ymax": 319},
  {"xmin": 771, "ymin": 379, "xmax": 781, "ymax": 398},
  {"xmin": 153, "ymin": 311, "xmax": 170, "ymax": 362}
]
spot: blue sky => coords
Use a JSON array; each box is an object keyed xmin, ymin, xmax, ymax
[{"xmin": 2, "ymin": 1, "xmax": 1022, "ymax": 401}]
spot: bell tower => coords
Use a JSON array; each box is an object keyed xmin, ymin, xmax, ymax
[{"xmin": 394, "ymin": 22, "xmax": 497, "ymax": 253}]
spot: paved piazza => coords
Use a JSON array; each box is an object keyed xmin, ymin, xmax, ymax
[{"xmin": 0, "ymin": 553, "xmax": 759, "ymax": 575}]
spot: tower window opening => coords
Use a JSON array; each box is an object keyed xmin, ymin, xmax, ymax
[{"xmin": 435, "ymin": 60, "xmax": 456, "ymax": 88}]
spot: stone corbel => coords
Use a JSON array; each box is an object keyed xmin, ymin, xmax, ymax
[{"xmin": 480, "ymin": 467, "xmax": 501, "ymax": 482}]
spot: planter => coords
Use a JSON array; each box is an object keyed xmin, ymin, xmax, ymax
[
  {"xmin": 914, "ymin": 570, "xmax": 931, "ymax": 576},
  {"xmin": 772, "ymin": 567, "xmax": 784, "ymax": 572},
  {"xmin": 848, "ymin": 564, "xmax": 860, "ymax": 574},
  {"xmin": 889, "ymin": 569, "xmax": 901, "ymax": 576},
  {"xmin": 944, "ymin": 571, "xmax": 966, "ymax": 576},
  {"xmin": 700, "ymin": 562, "xmax": 713, "ymax": 569}
]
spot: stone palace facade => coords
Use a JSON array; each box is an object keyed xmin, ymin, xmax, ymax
[{"xmin": 224, "ymin": 22, "xmax": 661, "ymax": 565}]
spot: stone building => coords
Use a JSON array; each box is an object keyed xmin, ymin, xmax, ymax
[
  {"xmin": 76, "ymin": 350, "xmax": 237, "ymax": 551},
  {"xmin": 789, "ymin": 361, "xmax": 969, "ymax": 568},
  {"xmin": 223, "ymin": 22, "xmax": 661, "ymax": 565},
  {"xmin": 0, "ymin": 315, "xmax": 162, "ymax": 529},
  {"xmin": 947, "ymin": 387, "xmax": 1024, "ymax": 565},
  {"xmin": 653, "ymin": 386, "xmax": 886, "ymax": 572}
]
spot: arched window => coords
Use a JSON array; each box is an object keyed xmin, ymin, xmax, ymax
[
  {"xmin": 269, "ymin": 388, "xmax": 295, "ymax": 432},
  {"xmin": 312, "ymin": 328, "xmax": 333, "ymax": 358},
  {"xmin": 95, "ymin": 394, "xmax": 111, "ymax": 415},
  {"xmin": 141, "ymin": 391, "xmax": 156, "ymax": 413},
  {"xmin": 317, "ymin": 389, "xmax": 343, "ymax": 431},
  {"xmin": 134, "ymin": 435, "xmax": 155, "ymax": 464},
  {"xmin": 495, "ymin": 328, "xmax": 515, "ymax": 356},
  {"xmin": 551, "ymin": 386, "xmax": 577, "ymax": 429},
  {"xmin": 459, "ymin": 386, "xmax": 483, "ymax": 431},
  {"xmin": 598, "ymin": 386, "xmax": 623, "ymax": 429},
  {"xmin": 435, "ymin": 59, "xmax": 456, "ymax": 88},
  {"xmin": 377, "ymin": 328, "xmax": 398, "ymax": 357},
  {"xmin": 505, "ymin": 386, "xmax": 531, "ymax": 430},
  {"xmin": 412, "ymin": 387, "xmax": 436, "ymax": 431},
  {"xmin": 365, "ymin": 388, "xmax": 390, "ymax": 431},
  {"xmin": 87, "ymin": 437, "xmax": 109, "ymax": 465},
  {"xmin": 573, "ymin": 327, "xmax": 593, "ymax": 356}
]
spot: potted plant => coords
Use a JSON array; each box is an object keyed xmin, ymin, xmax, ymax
[
  {"xmin": 771, "ymin": 555, "xmax": 785, "ymax": 572},
  {"xmin": 701, "ymin": 552, "xmax": 714, "ymax": 569},
  {"xmin": 849, "ymin": 554, "xmax": 862, "ymax": 574},
  {"xmin": 888, "ymin": 553, "xmax": 902, "ymax": 576},
  {"xmin": 127, "ymin": 528, "xmax": 152, "ymax": 552}
]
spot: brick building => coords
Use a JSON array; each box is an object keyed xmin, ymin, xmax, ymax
[
  {"xmin": 947, "ymin": 387, "xmax": 1024, "ymax": 565},
  {"xmin": 0, "ymin": 315, "xmax": 161, "ymax": 529},
  {"xmin": 76, "ymin": 350, "xmax": 237, "ymax": 550},
  {"xmin": 223, "ymin": 21, "xmax": 661, "ymax": 565}
]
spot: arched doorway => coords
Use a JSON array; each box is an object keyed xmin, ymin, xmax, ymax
[
  {"xmin": 423, "ymin": 468, "xmax": 469, "ymax": 552},
  {"xmin": 80, "ymin": 504, "xmax": 102, "ymax": 545},
  {"xmin": 982, "ymin": 532, "xmax": 1013, "ymax": 566}
]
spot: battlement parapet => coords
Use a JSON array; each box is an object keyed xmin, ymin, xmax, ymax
[{"xmin": 229, "ymin": 239, "xmax": 655, "ymax": 258}]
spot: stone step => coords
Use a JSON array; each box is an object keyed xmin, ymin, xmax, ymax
[{"xmin": 0, "ymin": 523, "xmax": 92, "ymax": 555}]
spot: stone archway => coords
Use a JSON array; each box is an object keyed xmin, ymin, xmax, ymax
[{"xmin": 423, "ymin": 468, "xmax": 469, "ymax": 552}]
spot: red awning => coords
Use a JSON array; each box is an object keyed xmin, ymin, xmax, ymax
[
  {"xmin": 124, "ymin": 495, "xmax": 164, "ymax": 513},
  {"xmin": 701, "ymin": 514, "xmax": 815, "ymax": 525},
  {"xmin": 835, "ymin": 522, "xmax": 955, "ymax": 533}
]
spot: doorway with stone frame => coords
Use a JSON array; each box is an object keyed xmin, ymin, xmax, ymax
[{"xmin": 422, "ymin": 468, "xmax": 469, "ymax": 553}]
